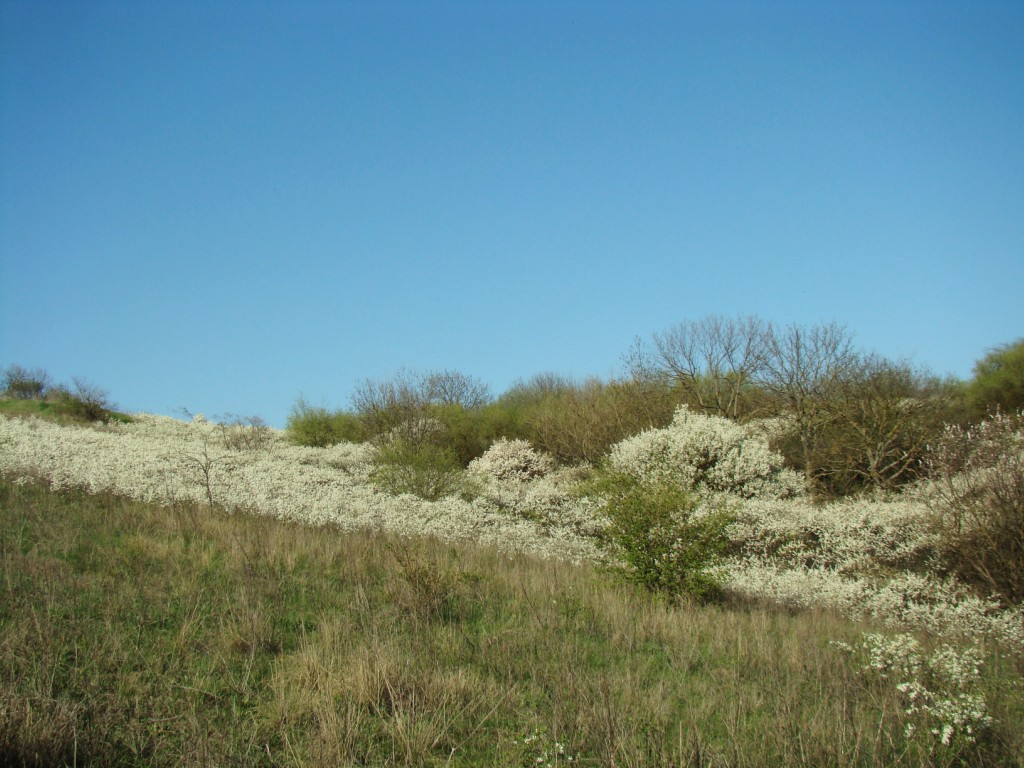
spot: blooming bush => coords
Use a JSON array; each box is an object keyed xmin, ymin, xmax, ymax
[
  {"xmin": 728, "ymin": 496, "xmax": 936, "ymax": 576},
  {"xmin": 467, "ymin": 438, "xmax": 555, "ymax": 483},
  {"xmin": 584, "ymin": 469, "xmax": 732, "ymax": 602},
  {"xmin": 607, "ymin": 406, "xmax": 803, "ymax": 500},
  {"xmin": 835, "ymin": 633, "xmax": 993, "ymax": 749},
  {"xmin": 0, "ymin": 414, "xmax": 597, "ymax": 564},
  {"xmin": 3, "ymin": 410, "xmax": 1024, "ymax": 647},
  {"xmin": 468, "ymin": 440, "xmax": 601, "ymax": 538}
]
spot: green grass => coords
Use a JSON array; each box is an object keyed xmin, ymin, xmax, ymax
[
  {"xmin": 1, "ymin": 478, "xmax": 1021, "ymax": 767},
  {"xmin": 0, "ymin": 396, "xmax": 132, "ymax": 425}
]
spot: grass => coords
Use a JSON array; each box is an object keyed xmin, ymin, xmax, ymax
[
  {"xmin": 0, "ymin": 396, "xmax": 132, "ymax": 425},
  {"xmin": 1, "ymin": 478, "xmax": 1022, "ymax": 767}
]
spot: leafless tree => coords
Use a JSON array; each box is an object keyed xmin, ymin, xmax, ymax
[
  {"xmin": 816, "ymin": 356, "xmax": 947, "ymax": 492},
  {"xmin": 760, "ymin": 321, "xmax": 859, "ymax": 486},
  {"xmin": 627, "ymin": 315, "xmax": 769, "ymax": 420},
  {"xmin": 2, "ymin": 365, "xmax": 51, "ymax": 400},
  {"xmin": 351, "ymin": 368, "xmax": 491, "ymax": 444},
  {"xmin": 421, "ymin": 369, "xmax": 491, "ymax": 409}
]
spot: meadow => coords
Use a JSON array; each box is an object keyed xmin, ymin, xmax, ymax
[{"xmin": 1, "ymin": 404, "xmax": 1023, "ymax": 766}]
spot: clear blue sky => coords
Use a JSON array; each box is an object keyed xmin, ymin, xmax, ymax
[{"xmin": 2, "ymin": 1, "xmax": 1022, "ymax": 427}]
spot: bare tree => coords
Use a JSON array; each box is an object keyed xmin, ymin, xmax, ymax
[
  {"xmin": 2, "ymin": 365, "xmax": 51, "ymax": 400},
  {"xmin": 351, "ymin": 368, "xmax": 491, "ymax": 445},
  {"xmin": 422, "ymin": 369, "xmax": 491, "ymax": 409},
  {"xmin": 628, "ymin": 315, "xmax": 768, "ymax": 419},
  {"xmin": 816, "ymin": 356, "xmax": 947, "ymax": 492},
  {"xmin": 350, "ymin": 369, "xmax": 423, "ymax": 440},
  {"xmin": 760, "ymin": 321, "xmax": 859, "ymax": 487}
]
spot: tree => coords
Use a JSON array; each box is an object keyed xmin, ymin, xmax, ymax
[
  {"xmin": 627, "ymin": 315, "xmax": 768, "ymax": 420},
  {"xmin": 421, "ymin": 369, "xmax": 491, "ymax": 410},
  {"xmin": 350, "ymin": 368, "xmax": 425, "ymax": 441},
  {"xmin": 759, "ymin": 321, "xmax": 859, "ymax": 490},
  {"xmin": 2, "ymin": 364, "xmax": 51, "ymax": 400},
  {"xmin": 966, "ymin": 339, "xmax": 1024, "ymax": 418},
  {"xmin": 814, "ymin": 357, "xmax": 952, "ymax": 494}
]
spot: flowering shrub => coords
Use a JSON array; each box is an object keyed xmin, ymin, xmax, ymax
[
  {"xmin": 729, "ymin": 496, "xmax": 936, "ymax": 576},
  {"xmin": 724, "ymin": 563, "xmax": 1024, "ymax": 648},
  {"xmin": 517, "ymin": 729, "xmax": 577, "ymax": 766},
  {"xmin": 0, "ymin": 414, "xmax": 597, "ymax": 564},
  {"xmin": 835, "ymin": 633, "xmax": 993, "ymax": 749},
  {"xmin": 607, "ymin": 406, "xmax": 803, "ymax": 500},
  {"xmin": 467, "ymin": 438, "xmax": 555, "ymax": 483},
  {"xmin": 3, "ymin": 410, "xmax": 1024, "ymax": 646}
]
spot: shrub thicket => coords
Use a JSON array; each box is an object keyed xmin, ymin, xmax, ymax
[
  {"xmin": 51, "ymin": 377, "xmax": 116, "ymax": 422},
  {"xmin": 966, "ymin": 339, "xmax": 1024, "ymax": 419},
  {"xmin": 2, "ymin": 364, "xmax": 51, "ymax": 400},
  {"xmin": 286, "ymin": 397, "xmax": 366, "ymax": 447},
  {"xmin": 808, "ymin": 359, "xmax": 957, "ymax": 497},
  {"xmin": 927, "ymin": 411, "xmax": 1024, "ymax": 605},
  {"xmin": 496, "ymin": 373, "xmax": 681, "ymax": 465},
  {"xmin": 629, "ymin": 315, "xmax": 965, "ymax": 497}
]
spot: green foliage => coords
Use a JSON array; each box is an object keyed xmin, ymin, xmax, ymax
[
  {"xmin": 286, "ymin": 396, "xmax": 366, "ymax": 447},
  {"xmin": 498, "ymin": 374, "xmax": 681, "ymax": 464},
  {"xmin": 967, "ymin": 339, "xmax": 1024, "ymax": 418},
  {"xmin": 368, "ymin": 438, "xmax": 469, "ymax": 501},
  {"xmin": 585, "ymin": 470, "xmax": 732, "ymax": 602}
]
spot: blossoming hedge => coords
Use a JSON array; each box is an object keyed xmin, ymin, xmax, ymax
[
  {"xmin": 2, "ymin": 411, "xmax": 1022, "ymax": 649},
  {"xmin": 607, "ymin": 406, "xmax": 804, "ymax": 499}
]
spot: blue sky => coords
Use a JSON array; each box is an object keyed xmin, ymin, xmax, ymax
[{"xmin": 1, "ymin": 1, "xmax": 1022, "ymax": 427}]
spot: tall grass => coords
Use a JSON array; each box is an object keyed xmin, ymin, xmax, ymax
[{"xmin": 1, "ymin": 479, "xmax": 1021, "ymax": 767}]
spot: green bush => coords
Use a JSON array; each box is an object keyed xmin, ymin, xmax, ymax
[
  {"xmin": 498, "ymin": 374, "xmax": 681, "ymax": 465},
  {"xmin": 585, "ymin": 470, "xmax": 732, "ymax": 602},
  {"xmin": 286, "ymin": 397, "xmax": 367, "ymax": 447},
  {"xmin": 966, "ymin": 339, "xmax": 1024, "ymax": 419},
  {"xmin": 368, "ymin": 439, "xmax": 468, "ymax": 501}
]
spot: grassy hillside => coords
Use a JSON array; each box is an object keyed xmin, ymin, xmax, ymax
[
  {"xmin": 0, "ymin": 395, "xmax": 131, "ymax": 426},
  {"xmin": 1, "ymin": 479, "xmax": 1022, "ymax": 767}
]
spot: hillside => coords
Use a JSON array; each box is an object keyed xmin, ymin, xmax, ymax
[{"xmin": 1, "ymin": 409, "xmax": 1023, "ymax": 765}]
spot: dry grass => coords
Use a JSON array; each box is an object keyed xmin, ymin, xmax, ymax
[{"xmin": 1, "ymin": 478, "xmax": 1021, "ymax": 767}]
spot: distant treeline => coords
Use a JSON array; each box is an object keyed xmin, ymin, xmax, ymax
[{"xmin": 283, "ymin": 315, "xmax": 1024, "ymax": 499}]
